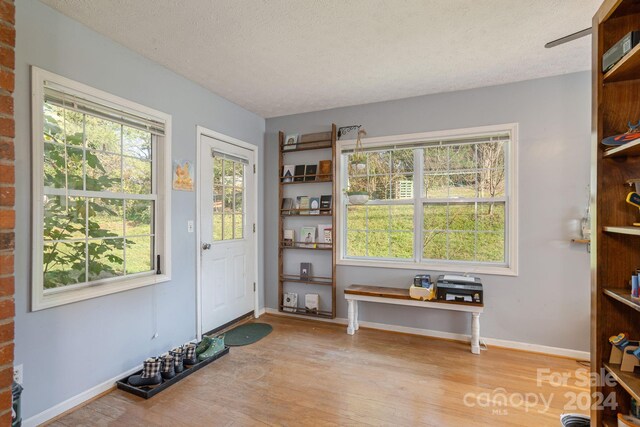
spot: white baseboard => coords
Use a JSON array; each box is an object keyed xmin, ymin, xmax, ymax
[
  {"xmin": 263, "ymin": 308, "xmax": 589, "ymax": 361},
  {"xmin": 22, "ymin": 364, "xmax": 142, "ymax": 427}
]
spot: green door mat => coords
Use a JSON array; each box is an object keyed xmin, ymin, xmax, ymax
[{"xmin": 223, "ymin": 323, "xmax": 272, "ymax": 346}]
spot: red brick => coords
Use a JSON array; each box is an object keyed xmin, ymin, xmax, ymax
[
  {"xmin": 0, "ymin": 164, "xmax": 11, "ymax": 184},
  {"xmin": 0, "ymin": 233, "xmax": 12, "ymax": 251},
  {"xmin": 0, "ymin": 278, "xmax": 13, "ymax": 298},
  {"xmin": 0, "ymin": 118, "xmax": 12, "ymax": 138},
  {"xmin": 0, "ymin": 187, "xmax": 12, "ymax": 207},
  {"xmin": 0, "ymin": 321, "xmax": 12, "ymax": 344},
  {"xmin": 0, "ymin": 71, "xmax": 13, "ymax": 94},
  {"xmin": 0, "ymin": 210, "xmax": 12, "ymax": 229},
  {"xmin": 0, "ymin": 255, "xmax": 11, "ymax": 275},
  {"xmin": 0, "ymin": 95, "xmax": 11, "ymax": 117},
  {"xmin": 0, "ymin": 367, "xmax": 11, "ymax": 390},
  {"xmin": 0, "ymin": 343, "xmax": 13, "ymax": 366},
  {"xmin": 0, "ymin": 409, "xmax": 10, "ymax": 426},
  {"xmin": 0, "ymin": 46, "xmax": 12, "ymax": 70},
  {"xmin": 0, "ymin": 140, "xmax": 11, "ymax": 161},
  {"xmin": 0, "ymin": 24, "xmax": 14, "ymax": 48},
  {"xmin": 0, "ymin": 389, "xmax": 10, "ymax": 412},
  {"xmin": 0, "ymin": 2, "xmax": 14, "ymax": 26}
]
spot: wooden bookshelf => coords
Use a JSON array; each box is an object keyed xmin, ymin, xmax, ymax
[
  {"xmin": 278, "ymin": 125, "xmax": 337, "ymax": 319},
  {"xmin": 592, "ymin": 2, "xmax": 640, "ymax": 424}
]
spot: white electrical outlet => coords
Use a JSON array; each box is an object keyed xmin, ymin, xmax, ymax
[
  {"xmin": 13, "ymin": 364, "xmax": 22, "ymax": 385},
  {"xmin": 187, "ymin": 220, "xmax": 194, "ymax": 233}
]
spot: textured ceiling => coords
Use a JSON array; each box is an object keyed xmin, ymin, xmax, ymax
[{"xmin": 41, "ymin": 0, "xmax": 601, "ymax": 118}]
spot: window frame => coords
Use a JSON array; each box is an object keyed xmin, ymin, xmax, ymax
[
  {"xmin": 336, "ymin": 124, "xmax": 518, "ymax": 276},
  {"xmin": 31, "ymin": 67, "xmax": 172, "ymax": 311}
]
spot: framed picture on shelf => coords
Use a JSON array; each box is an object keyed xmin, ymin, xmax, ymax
[
  {"xmin": 300, "ymin": 226, "xmax": 316, "ymax": 248},
  {"xmin": 294, "ymin": 165, "xmax": 306, "ymax": 182},
  {"xmin": 298, "ymin": 196, "xmax": 310, "ymax": 215},
  {"xmin": 300, "ymin": 262, "xmax": 311, "ymax": 280},
  {"xmin": 305, "ymin": 294, "xmax": 319, "ymax": 313},
  {"xmin": 282, "ymin": 165, "xmax": 295, "ymax": 183},
  {"xmin": 283, "ymin": 133, "xmax": 298, "ymax": 151},
  {"xmin": 309, "ymin": 197, "xmax": 320, "ymax": 215},
  {"xmin": 283, "ymin": 229, "xmax": 294, "ymax": 247},
  {"xmin": 283, "ymin": 293, "xmax": 298, "ymax": 312},
  {"xmin": 320, "ymin": 195, "xmax": 332, "ymax": 212},
  {"xmin": 281, "ymin": 198, "xmax": 294, "ymax": 215},
  {"xmin": 317, "ymin": 224, "xmax": 332, "ymax": 246}
]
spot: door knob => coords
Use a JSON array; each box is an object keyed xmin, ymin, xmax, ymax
[{"xmin": 202, "ymin": 243, "xmax": 211, "ymax": 250}]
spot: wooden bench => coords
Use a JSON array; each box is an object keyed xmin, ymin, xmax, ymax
[{"xmin": 344, "ymin": 284, "xmax": 484, "ymax": 354}]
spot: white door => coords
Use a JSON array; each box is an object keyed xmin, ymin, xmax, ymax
[{"xmin": 199, "ymin": 134, "xmax": 256, "ymax": 333}]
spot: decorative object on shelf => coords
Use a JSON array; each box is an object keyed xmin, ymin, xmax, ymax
[
  {"xmin": 304, "ymin": 164, "xmax": 317, "ymax": 181},
  {"xmin": 281, "ymin": 198, "xmax": 294, "ymax": 215},
  {"xmin": 609, "ymin": 332, "xmax": 632, "ymax": 364},
  {"xmin": 317, "ymin": 224, "xmax": 332, "ymax": 245},
  {"xmin": 283, "ymin": 292, "xmax": 298, "ymax": 312},
  {"xmin": 320, "ymin": 195, "xmax": 332, "ymax": 212},
  {"xmin": 172, "ymin": 160, "xmax": 194, "ymax": 191},
  {"xmin": 602, "ymin": 31, "xmax": 640, "ymax": 73},
  {"xmin": 282, "ymin": 165, "xmax": 295, "ymax": 183},
  {"xmin": 626, "ymin": 192, "xmax": 640, "ymax": 226},
  {"xmin": 602, "ymin": 120, "xmax": 640, "ymax": 147},
  {"xmin": 345, "ymin": 190, "xmax": 369, "ymax": 205},
  {"xmin": 318, "ymin": 160, "xmax": 332, "ymax": 181},
  {"xmin": 305, "ymin": 293, "xmax": 319, "ymax": 313},
  {"xmin": 283, "ymin": 229, "xmax": 294, "ymax": 247},
  {"xmin": 283, "ymin": 133, "xmax": 299, "ymax": 150},
  {"xmin": 293, "ymin": 165, "xmax": 305, "ymax": 182},
  {"xmin": 309, "ymin": 197, "xmax": 320, "ymax": 215},
  {"xmin": 300, "ymin": 262, "xmax": 311, "ymax": 280},
  {"xmin": 617, "ymin": 413, "xmax": 640, "ymax": 427},
  {"xmin": 300, "ymin": 226, "xmax": 316, "ymax": 248},
  {"xmin": 633, "ymin": 272, "xmax": 640, "ymax": 299}
]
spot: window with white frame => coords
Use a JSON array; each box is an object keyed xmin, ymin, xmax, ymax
[
  {"xmin": 339, "ymin": 125, "xmax": 517, "ymax": 275},
  {"xmin": 31, "ymin": 68, "xmax": 171, "ymax": 310}
]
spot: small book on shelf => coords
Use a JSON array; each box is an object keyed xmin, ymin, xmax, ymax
[
  {"xmin": 300, "ymin": 226, "xmax": 316, "ymax": 248},
  {"xmin": 300, "ymin": 262, "xmax": 311, "ymax": 280},
  {"xmin": 317, "ymin": 224, "xmax": 332, "ymax": 246},
  {"xmin": 282, "ymin": 165, "xmax": 295, "ymax": 183},
  {"xmin": 283, "ymin": 229, "xmax": 294, "ymax": 247},
  {"xmin": 305, "ymin": 293, "xmax": 319, "ymax": 313},
  {"xmin": 298, "ymin": 196, "xmax": 310, "ymax": 215},
  {"xmin": 318, "ymin": 160, "xmax": 332, "ymax": 181},
  {"xmin": 293, "ymin": 165, "xmax": 305, "ymax": 182},
  {"xmin": 320, "ymin": 195, "xmax": 332, "ymax": 212},
  {"xmin": 281, "ymin": 198, "xmax": 294, "ymax": 215},
  {"xmin": 304, "ymin": 164, "xmax": 317, "ymax": 181},
  {"xmin": 283, "ymin": 134, "xmax": 298, "ymax": 151},
  {"xmin": 283, "ymin": 292, "xmax": 298, "ymax": 312},
  {"xmin": 309, "ymin": 197, "xmax": 320, "ymax": 215}
]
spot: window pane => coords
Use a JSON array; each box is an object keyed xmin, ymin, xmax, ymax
[
  {"xmin": 213, "ymin": 185, "xmax": 223, "ymax": 213},
  {"xmin": 123, "ymin": 127, "xmax": 151, "ymax": 160},
  {"xmin": 223, "ymin": 160, "xmax": 234, "ymax": 186},
  {"xmin": 63, "ymin": 110, "xmax": 84, "ymax": 146},
  {"xmin": 123, "ymin": 157, "xmax": 151, "ymax": 194},
  {"xmin": 85, "ymin": 115, "xmax": 121, "ymax": 153},
  {"xmin": 234, "ymin": 162, "xmax": 244, "ymax": 187},
  {"xmin": 479, "ymin": 168, "xmax": 505, "ymax": 198},
  {"xmin": 390, "ymin": 232, "xmax": 413, "ymax": 259},
  {"xmin": 43, "ymin": 242, "xmax": 86, "ymax": 289},
  {"xmin": 366, "ymin": 151, "xmax": 390, "ymax": 175},
  {"xmin": 368, "ymin": 232, "xmax": 389, "ymax": 257},
  {"xmin": 86, "ymin": 150, "xmax": 121, "ymax": 192},
  {"xmin": 448, "ymin": 203, "xmax": 475, "ymax": 231},
  {"xmin": 44, "ymin": 196, "xmax": 85, "ymax": 241},
  {"xmin": 367, "ymin": 206, "xmax": 389, "ymax": 230},
  {"xmin": 126, "ymin": 236, "xmax": 153, "ymax": 274},
  {"xmin": 449, "ymin": 145, "xmax": 475, "ymax": 170},
  {"xmin": 478, "ymin": 202, "xmax": 505, "ymax": 231},
  {"xmin": 369, "ymin": 175, "xmax": 390, "ymax": 200},
  {"xmin": 449, "ymin": 232, "xmax": 475, "ymax": 261},
  {"xmin": 477, "ymin": 232, "xmax": 504, "ymax": 262},
  {"xmin": 88, "ymin": 198, "xmax": 123, "ymax": 238},
  {"xmin": 126, "ymin": 200, "xmax": 153, "ymax": 236},
  {"xmin": 234, "ymin": 188, "xmax": 243, "ymax": 213},
  {"xmin": 391, "ymin": 174, "xmax": 414, "ymax": 200},
  {"xmin": 425, "ymin": 173, "xmax": 449, "ymax": 198},
  {"xmin": 66, "ymin": 146, "xmax": 84, "ymax": 190},
  {"xmin": 213, "ymin": 158, "xmax": 223, "ymax": 185},
  {"xmin": 423, "ymin": 204, "xmax": 447, "ymax": 230},
  {"xmin": 223, "ymin": 215, "xmax": 233, "ymax": 240},
  {"xmin": 213, "ymin": 214, "xmax": 222, "ymax": 241},
  {"xmin": 347, "ymin": 231, "xmax": 367, "ymax": 257},
  {"xmin": 88, "ymin": 238, "xmax": 124, "ymax": 281},
  {"xmin": 423, "ymin": 231, "xmax": 447, "ymax": 260},
  {"xmin": 390, "ymin": 205, "xmax": 413, "ymax": 230},
  {"xmin": 347, "ymin": 205, "xmax": 366, "ymax": 231},
  {"xmin": 233, "ymin": 214, "xmax": 243, "ymax": 239},
  {"xmin": 449, "ymin": 173, "xmax": 476, "ymax": 198},
  {"xmin": 223, "ymin": 187, "xmax": 234, "ymax": 213},
  {"xmin": 347, "ymin": 176, "xmax": 368, "ymax": 194},
  {"xmin": 43, "ymin": 143, "xmax": 65, "ymax": 188},
  {"xmin": 43, "ymin": 103, "xmax": 65, "ymax": 143},
  {"xmin": 391, "ymin": 149, "xmax": 413, "ymax": 173},
  {"xmin": 423, "ymin": 146, "xmax": 447, "ymax": 172}
]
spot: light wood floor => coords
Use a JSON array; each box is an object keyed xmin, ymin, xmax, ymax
[{"xmin": 49, "ymin": 314, "xmax": 589, "ymax": 426}]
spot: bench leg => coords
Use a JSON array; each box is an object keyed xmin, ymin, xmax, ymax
[
  {"xmin": 354, "ymin": 300, "xmax": 359, "ymax": 331},
  {"xmin": 347, "ymin": 299, "xmax": 355, "ymax": 335},
  {"xmin": 471, "ymin": 313, "xmax": 480, "ymax": 355}
]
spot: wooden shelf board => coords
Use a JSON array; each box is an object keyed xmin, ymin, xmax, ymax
[
  {"xmin": 281, "ymin": 144, "xmax": 332, "ymax": 153},
  {"xmin": 604, "ymin": 226, "xmax": 640, "ymax": 236},
  {"xmin": 604, "ymin": 288, "xmax": 640, "ymax": 313},
  {"xmin": 280, "ymin": 244, "xmax": 333, "ymax": 251},
  {"xmin": 278, "ymin": 306, "xmax": 333, "ymax": 319},
  {"xmin": 604, "ymin": 138, "xmax": 640, "ymax": 158},
  {"xmin": 604, "ymin": 362, "xmax": 640, "ymax": 402},
  {"xmin": 571, "ymin": 238, "xmax": 591, "ymax": 244},
  {"xmin": 281, "ymin": 179, "xmax": 333, "ymax": 185},
  {"xmin": 604, "ymin": 43, "xmax": 640, "ymax": 84},
  {"xmin": 280, "ymin": 276, "xmax": 334, "ymax": 286}
]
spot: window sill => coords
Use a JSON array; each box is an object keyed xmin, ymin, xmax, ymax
[
  {"xmin": 32, "ymin": 273, "xmax": 171, "ymax": 311},
  {"xmin": 337, "ymin": 258, "xmax": 517, "ymax": 277}
]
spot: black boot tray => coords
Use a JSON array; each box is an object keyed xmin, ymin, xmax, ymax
[{"xmin": 116, "ymin": 346, "xmax": 229, "ymax": 399}]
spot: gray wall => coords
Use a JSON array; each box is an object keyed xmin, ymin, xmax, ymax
[
  {"xmin": 15, "ymin": 1, "xmax": 265, "ymax": 419},
  {"xmin": 266, "ymin": 72, "xmax": 591, "ymax": 352}
]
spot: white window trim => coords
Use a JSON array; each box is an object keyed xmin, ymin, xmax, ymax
[
  {"xmin": 336, "ymin": 123, "xmax": 518, "ymax": 276},
  {"xmin": 31, "ymin": 67, "xmax": 172, "ymax": 311}
]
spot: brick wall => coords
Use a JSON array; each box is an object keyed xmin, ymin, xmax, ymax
[{"xmin": 0, "ymin": 0, "xmax": 14, "ymax": 424}]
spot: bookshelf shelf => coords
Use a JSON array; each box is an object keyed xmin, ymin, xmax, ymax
[
  {"xmin": 603, "ymin": 138, "xmax": 640, "ymax": 158},
  {"xmin": 278, "ymin": 125, "xmax": 337, "ymax": 319},
  {"xmin": 603, "ymin": 226, "xmax": 640, "ymax": 236},
  {"xmin": 603, "ymin": 288, "xmax": 640, "ymax": 313},
  {"xmin": 603, "ymin": 43, "xmax": 640, "ymax": 84}
]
